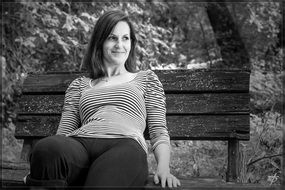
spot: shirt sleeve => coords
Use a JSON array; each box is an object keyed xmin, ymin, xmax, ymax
[
  {"xmin": 145, "ymin": 70, "xmax": 170, "ymax": 151},
  {"xmin": 56, "ymin": 77, "xmax": 82, "ymax": 135}
]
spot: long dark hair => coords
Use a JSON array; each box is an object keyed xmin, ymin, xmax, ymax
[{"xmin": 80, "ymin": 9, "xmax": 138, "ymax": 79}]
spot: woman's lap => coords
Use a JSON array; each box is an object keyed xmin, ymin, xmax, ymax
[
  {"xmin": 84, "ymin": 138, "xmax": 148, "ymax": 187},
  {"xmin": 28, "ymin": 136, "xmax": 148, "ymax": 188}
]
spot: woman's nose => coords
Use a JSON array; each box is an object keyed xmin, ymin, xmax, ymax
[{"xmin": 115, "ymin": 39, "xmax": 123, "ymax": 48}]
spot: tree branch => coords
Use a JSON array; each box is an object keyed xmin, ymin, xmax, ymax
[{"xmin": 247, "ymin": 153, "xmax": 284, "ymax": 167}]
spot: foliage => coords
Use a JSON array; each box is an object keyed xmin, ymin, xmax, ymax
[
  {"xmin": 1, "ymin": 123, "xmax": 23, "ymax": 162},
  {"xmin": 250, "ymin": 64, "xmax": 284, "ymax": 114},
  {"xmin": 1, "ymin": 56, "xmax": 26, "ymax": 128},
  {"xmin": 239, "ymin": 112, "xmax": 282, "ymax": 184},
  {"xmin": 228, "ymin": 1, "xmax": 282, "ymax": 72},
  {"xmin": 146, "ymin": 1, "xmax": 221, "ymax": 68}
]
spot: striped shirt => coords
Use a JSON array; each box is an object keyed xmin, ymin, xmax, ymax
[{"xmin": 56, "ymin": 70, "xmax": 170, "ymax": 153}]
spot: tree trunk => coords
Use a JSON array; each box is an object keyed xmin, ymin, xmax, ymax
[{"xmin": 206, "ymin": 0, "xmax": 250, "ymax": 70}]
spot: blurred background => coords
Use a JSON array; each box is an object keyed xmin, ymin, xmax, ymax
[{"xmin": 1, "ymin": 0, "xmax": 283, "ymax": 185}]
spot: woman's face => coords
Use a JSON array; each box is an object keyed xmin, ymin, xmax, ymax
[{"xmin": 103, "ymin": 21, "xmax": 131, "ymax": 67}]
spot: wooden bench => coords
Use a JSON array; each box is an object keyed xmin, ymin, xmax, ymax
[{"xmin": 1, "ymin": 69, "xmax": 278, "ymax": 189}]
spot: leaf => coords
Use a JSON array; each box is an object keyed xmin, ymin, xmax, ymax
[
  {"xmin": 15, "ymin": 37, "xmax": 36, "ymax": 48},
  {"xmin": 74, "ymin": 17, "xmax": 90, "ymax": 32},
  {"xmin": 56, "ymin": 38, "xmax": 69, "ymax": 55},
  {"xmin": 15, "ymin": 37, "xmax": 23, "ymax": 43},
  {"xmin": 1, "ymin": 56, "xmax": 6, "ymax": 78},
  {"xmin": 67, "ymin": 37, "xmax": 78, "ymax": 46},
  {"xmin": 50, "ymin": 29, "xmax": 70, "ymax": 54},
  {"xmin": 152, "ymin": 38, "xmax": 169, "ymax": 49},
  {"xmin": 270, "ymin": 160, "xmax": 280, "ymax": 170},
  {"xmin": 81, "ymin": 12, "xmax": 98, "ymax": 22},
  {"xmin": 42, "ymin": 14, "xmax": 60, "ymax": 27},
  {"xmin": 38, "ymin": 32, "xmax": 48, "ymax": 43},
  {"xmin": 53, "ymin": 6, "xmax": 63, "ymax": 16},
  {"xmin": 63, "ymin": 14, "xmax": 76, "ymax": 32}
]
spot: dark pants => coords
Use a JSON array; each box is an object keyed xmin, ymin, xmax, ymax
[{"xmin": 26, "ymin": 135, "xmax": 148, "ymax": 189}]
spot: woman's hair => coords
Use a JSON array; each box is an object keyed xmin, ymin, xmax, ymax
[{"xmin": 80, "ymin": 9, "xmax": 138, "ymax": 79}]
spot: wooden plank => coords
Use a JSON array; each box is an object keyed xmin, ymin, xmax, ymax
[
  {"xmin": 1, "ymin": 178, "xmax": 279, "ymax": 190},
  {"xmin": 17, "ymin": 93, "xmax": 249, "ymax": 114},
  {"xmin": 0, "ymin": 162, "xmax": 280, "ymax": 189},
  {"xmin": 166, "ymin": 93, "xmax": 249, "ymax": 114},
  {"xmin": 167, "ymin": 115, "xmax": 249, "ymax": 140},
  {"xmin": 15, "ymin": 114, "xmax": 250, "ymax": 140},
  {"xmin": 22, "ymin": 70, "xmax": 250, "ymax": 93},
  {"xmin": 18, "ymin": 95, "xmax": 64, "ymax": 114},
  {"xmin": 157, "ymin": 70, "xmax": 250, "ymax": 92},
  {"xmin": 0, "ymin": 161, "xmax": 29, "ymax": 170},
  {"xmin": 146, "ymin": 175, "xmax": 280, "ymax": 190},
  {"xmin": 0, "ymin": 161, "xmax": 29, "ymax": 187}
]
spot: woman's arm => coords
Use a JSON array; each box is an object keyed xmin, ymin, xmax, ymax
[
  {"xmin": 56, "ymin": 78, "xmax": 82, "ymax": 135},
  {"xmin": 153, "ymin": 143, "xmax": 181, "ymax": 188},
  {"xmin": 145, "ymin": 70, "xmax": 180, "ymax": 188}
]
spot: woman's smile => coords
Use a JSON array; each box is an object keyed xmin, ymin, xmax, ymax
[{"xmin": 112, "ymin": 51, "xmax": 126, "ymax": 54}]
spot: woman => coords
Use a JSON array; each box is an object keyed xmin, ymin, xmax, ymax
[{"xmin": 26, "ymin": 9, "xmax": 180, "ymax": 189}]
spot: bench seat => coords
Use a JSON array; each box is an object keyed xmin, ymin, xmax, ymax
[{"xmin": 1, "ymin": 161, "xmax": 279, "ymax": 190}]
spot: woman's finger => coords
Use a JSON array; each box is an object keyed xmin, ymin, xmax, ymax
[
  {"xmin": 172, "ymin": 177, "xmax": 178, "ymax": 188},
  {"xmin": 166, "ymin": 176, "xmax": 173, "ymax": 188},
  {"xmin": 161, "ymin": 176, "xmax": 166, "ymax": 188},
  {"xmin": 153, "ymin": 174, "xmax": 159, "ymax": 184},
  {"xmin": 177, "ymin": 177, "xmax": 181, "ymax": 186},
  {"xmin": 174, "ymin": 176, "xmax": 181, "ymax": 187}
]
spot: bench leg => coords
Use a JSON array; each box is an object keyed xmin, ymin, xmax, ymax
[
  {"xmin": 21, "ymin": 139, "xmax": 39, "ymax": 161},
  {"xmin": 227, "ymin": 139, "xmax": 239, "ymax": 182}
]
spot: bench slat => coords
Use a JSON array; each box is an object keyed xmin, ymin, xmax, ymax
[
  {"xmin": 18, "ymin": 93, "xmax": 249, "ymax": 114},
  {"xmin": 22, "ymin": 70, "xmax": 250, "ymax": 93},
  {"xmin": 15, "ymin": 114, "xmax": 249, "ymax": 140},
  {"xmin": 0, "ymin": 161, "xmax": 279, "ymax": 189}
]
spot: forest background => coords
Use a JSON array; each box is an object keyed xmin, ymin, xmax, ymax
[{"xmin": 1, "ymin": 0, "xmax": 284, "ymax": 185}]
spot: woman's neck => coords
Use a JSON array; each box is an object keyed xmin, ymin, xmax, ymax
[{"xmin": 104, "ymin": 65, "xmax": 128, "ymax": 77}]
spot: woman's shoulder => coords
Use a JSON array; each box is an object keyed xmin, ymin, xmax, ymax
[
  {"xmin": 67, "ymin": 76, "xmax": 90, "ymax": 90},
  {"xmin": 136, "ymin": 69, "xmax": 157, "ymax": 78},
  {"xmin": 135, "ymin": 70, "xmax": 162, "ymax": 89},
  {"xmin": 144, "ymin": 69, "xmax": 160, "ymax": 81}
]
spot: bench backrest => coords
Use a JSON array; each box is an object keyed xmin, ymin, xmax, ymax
[{"xmin": 15, "ymin": 69, "xmax": 250, "ymax": 141}]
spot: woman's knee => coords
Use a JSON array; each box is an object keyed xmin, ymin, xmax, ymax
[
  {"xmin": 30, "ymin": 136, "xmax": 69, "ymax": 162},
  {"xmin": 29, "ymin": 136, "xmax": 89, "ymax": 185}
]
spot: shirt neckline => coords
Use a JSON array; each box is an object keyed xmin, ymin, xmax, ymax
[{"xmin": 88, "ymin": 71, "xmax": 141, "ymax": 89}]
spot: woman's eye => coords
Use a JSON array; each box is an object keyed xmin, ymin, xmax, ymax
[
  {"xmin": 123, "ymin": 36, "xmax": 130, "ymax": 40},
  {"xmin": 108, "ymin": 36, "xmax": 117, "ymax": 41},
  {"xmin": 107, "ymin": 35, "xmax": 129, "ymax": 41}
]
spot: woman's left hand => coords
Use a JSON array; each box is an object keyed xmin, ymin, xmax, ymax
[{"xmin": 153, "ymin": 166, "xmax": 181, "ymax": 188}]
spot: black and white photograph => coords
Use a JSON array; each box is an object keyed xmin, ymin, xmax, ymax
[{"xmin": 1, "ymin": 1, "xmax": 284, "ymax": 189}]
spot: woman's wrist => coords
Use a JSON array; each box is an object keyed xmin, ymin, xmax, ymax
[{"xmin": 157, "ymin": 163, "xmax": 170, "ymax": 172}]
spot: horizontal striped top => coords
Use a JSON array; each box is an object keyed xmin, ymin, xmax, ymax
[{"xmin": 56, "ymin": 70, "xmax": 170, "ymax": 153}]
